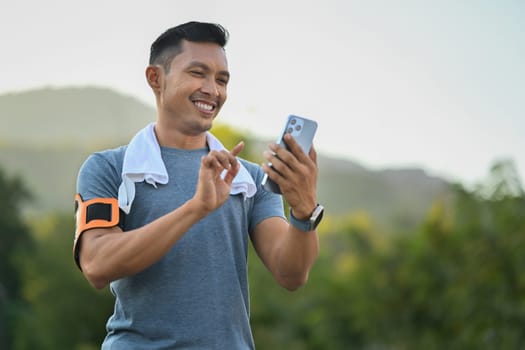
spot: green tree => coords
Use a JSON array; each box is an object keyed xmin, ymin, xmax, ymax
[
  {"xmin": 248, "ymin": 160, "xmax": 525, "ymax": 349},
  {"xmin": 0, "ymin": 166, "xmax": 33, "ymax": 350},
  {"xmin": 250, "ymin": 212, "xmax": 385, "ymax": 349},
  {"xmin": 340, "ymin": 175, "xmax": 525, "ymax": 349},
  {"xmin": 13, "ymin": 213, "xmax": 114, "ymax": 350},
  {"xmin": 477, "ymin": 159, "xmax": 524, "ymax": 199}
]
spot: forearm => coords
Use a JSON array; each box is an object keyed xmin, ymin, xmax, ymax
[
  {"xmin": 273, "ymin": 225, "xmax": 319, "ymax": 290},
  {"xmin": 81, "ymin": 198, "xmax": 207, "ymax": 288}
]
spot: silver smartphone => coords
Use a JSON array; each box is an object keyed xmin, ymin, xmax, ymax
[{"xmin": 261, "ymin": 114, "xmax": 318, "ymax": 194}]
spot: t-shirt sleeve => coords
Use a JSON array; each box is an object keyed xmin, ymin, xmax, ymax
[
  {"xmin": 246, "ymin": 163, "xmax": 286, "ymax": 234},
  {"xmin": 76, "ymin": 151, "xmax": 122, "ymax": 201},
  {"xmin": 73, "ymin": 150, "xmax": 123, "ymax": 269}
]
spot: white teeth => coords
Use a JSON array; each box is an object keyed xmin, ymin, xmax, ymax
[{"xmin": 195, "ymin": 102, "xmax": 213, "ymax": 111}]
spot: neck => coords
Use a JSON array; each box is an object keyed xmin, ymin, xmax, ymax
[{"xmin": 153, "ymin": 120, "xmax": 208, "ymax": 149}]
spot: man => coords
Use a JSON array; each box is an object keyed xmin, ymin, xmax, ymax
[{"xmin": 74, "ymin": 21, "xmax": 323, "ymax": 349}]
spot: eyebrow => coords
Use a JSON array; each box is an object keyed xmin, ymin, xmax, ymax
[{"xmin": 187, "ymin": 61, "xmax": 230, "ymax": 79}]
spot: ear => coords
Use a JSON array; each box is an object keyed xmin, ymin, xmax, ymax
[{"xmin": 145, "ymin": 65, "xmax": 163, "ymax": 93}]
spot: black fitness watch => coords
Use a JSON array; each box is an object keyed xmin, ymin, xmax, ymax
[{"xmin": 289, "ymin": 204, "xmax": 324, "ymax": 232}]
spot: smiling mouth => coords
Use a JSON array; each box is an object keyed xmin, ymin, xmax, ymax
[{"xmin": 194, "ymin": 101, "xmax": 216, "ymax": 113}]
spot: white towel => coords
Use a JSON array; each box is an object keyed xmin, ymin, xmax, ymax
[{"xmin": 118, "ymin": 122, "xmax": 256, "ymax": 214}]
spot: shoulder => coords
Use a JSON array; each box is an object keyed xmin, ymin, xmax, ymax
[
  {"xmin": 76, "ymin": 145, "xmax": 127, "ymax": 198},
  {"xmin": 238, "ymin": 157, "xmax": 281, "ymax": 202},
  {"xmin": 79, "ymin": 145, "xmax": 127, "ymax": 175}
]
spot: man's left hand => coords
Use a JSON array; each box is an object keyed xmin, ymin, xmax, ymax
[{"xmin": 262, "ymin": 133, "xmax": 318, "ymax": 219}]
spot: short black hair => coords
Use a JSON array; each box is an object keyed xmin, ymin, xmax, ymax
[{"xmin": 149, "ymin": 21, "xmax": 229, "ymax": 72}]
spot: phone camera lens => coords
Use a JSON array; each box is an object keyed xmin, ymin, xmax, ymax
[
  {"xmin": 290, "ymin": 119, "xmax": 297, "ymax": 125},
  {"xmin": 295, "ymin": 125, "xmax": 302, "ymax": 131},
  {"xmin": 287, "ymin": 127, "xmax": 293, "ymax": 133}
]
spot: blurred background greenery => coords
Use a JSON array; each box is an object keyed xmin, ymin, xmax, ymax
[{"xmin": 1, "ymin": 87, "xmax": 524, "ymax": 349}]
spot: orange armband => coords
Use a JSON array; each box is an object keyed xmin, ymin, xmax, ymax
[{"xmin": 73, "ymin": 193, "xmax": 121, "ymax": 269}]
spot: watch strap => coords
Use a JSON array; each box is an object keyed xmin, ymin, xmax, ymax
[{"xmin": 289, "ymin": 204, "xmax": 324, "ymax": 232}]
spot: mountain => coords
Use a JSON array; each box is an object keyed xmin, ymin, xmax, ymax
[
  {"xmin": 0, "ymin": 86, "xmax": 155, "ymax": 145},
  {"xmin": 0, "ymin": 86, "xmax": 451, "ymax": 230},
  {"xmin": 316, "ymin": 156, "xmax": 450, "ymax": 228}
]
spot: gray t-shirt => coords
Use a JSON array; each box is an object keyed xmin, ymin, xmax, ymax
[{"xmin": 76, "ymin": 145, "xmax": 285, "ymax": 349}]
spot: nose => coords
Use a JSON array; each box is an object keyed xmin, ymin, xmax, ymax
[{"xmin": 201, "ymin": 77, "xmax": 219, "ymax": 97}]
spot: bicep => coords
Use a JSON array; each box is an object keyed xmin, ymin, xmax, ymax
[
  {"xmin": 251, "ymin": 216, "xmax": 288, "ymax": 274},
  {"xmin": 75, "ymin": 225, "xmax": 124, "ymax": 288}
]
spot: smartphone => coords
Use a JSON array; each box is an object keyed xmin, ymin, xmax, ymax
[{"xmin": 261, "ymin": 114, "xmax": 318, "ymax": 194}]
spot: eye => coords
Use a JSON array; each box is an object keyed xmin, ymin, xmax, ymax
[
  {"xmin": 216, "ymin": 74, "xmax": 229, "ymax": 86},
  {"xmin": 190, "ymin": 70, "xmax": 204, "ymax": 77},
  {"xmin": 216, "ymin": 78, "xmax": 229, "ymax": 86}
]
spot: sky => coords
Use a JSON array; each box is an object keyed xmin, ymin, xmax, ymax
[{"xmin": 1, "ymin": 0, "xmax": 524, "ymax": 187}]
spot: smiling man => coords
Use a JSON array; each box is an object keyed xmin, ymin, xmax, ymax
[{"xmin": 73, "ymin": 21, "xmax": 323, "ymax": 349}]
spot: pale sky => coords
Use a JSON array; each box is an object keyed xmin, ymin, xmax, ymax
[{"xmin": 1, "ymin": 0, "xmax": 524, "ymax": 187}]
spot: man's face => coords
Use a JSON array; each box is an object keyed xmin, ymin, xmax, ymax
[{"xmin": 158, "ymin": 40, "xmax": 229, "ymax": 134}]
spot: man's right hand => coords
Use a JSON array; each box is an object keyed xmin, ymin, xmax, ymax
[{"xmin": 193, "ymin": 141, "xmax": 245, "ymax": 215}]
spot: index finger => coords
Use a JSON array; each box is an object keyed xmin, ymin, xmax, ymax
[{"xmin": 230, "ymin": 141, "xmax": 245, "ymax": 157}]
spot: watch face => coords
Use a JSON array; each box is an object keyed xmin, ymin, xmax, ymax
[{"xmin": 310, "ymin": 205, "xmax": 324, "ymax": 228}]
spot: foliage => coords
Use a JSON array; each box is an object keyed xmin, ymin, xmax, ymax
[
  {"xmin": 248, "ymin": 160, "xmax": 525, "ymax": 349},
  {"xmin": 13, "ymin": 213, "xmax": 114, "ymax": 350},
  {"xmin": 475, "ymin": 158, "xmax": 524, "ymax": 200},
  {"xmin": 0, "ymin": 167, "xmax": 33, "ymax": 350}
]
